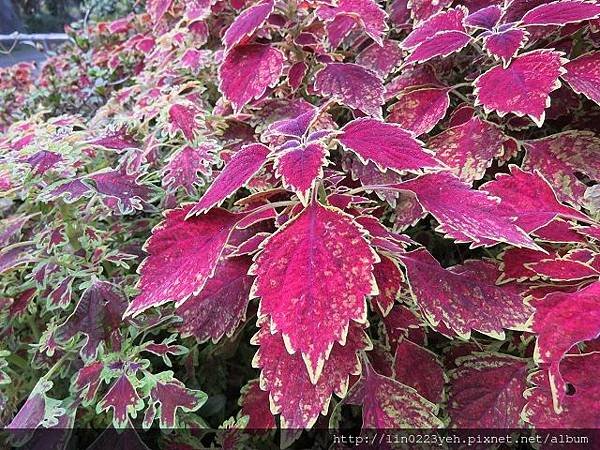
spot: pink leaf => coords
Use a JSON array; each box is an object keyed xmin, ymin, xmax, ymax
[
  {"xmin": 521, "ymin": 0, "xmax": 600, "ymax": 26},
  {"xmin": 408, "ymin": 0, "xmax": 453, "ymax": 23},
  {"xmin": 500, "ymin": 247, "xmax": 556, "ymax": 282},
  {"xmin": 88, "ymin": 128, "xmax": 139, "ymax": 151},
  {"xmin": 522, "ymin": 131, "xmax": 600, "ymax": 205},
  {"xmin": 316, "ymin": 0, "xmax": 388, "ymax": 46},
  {"xmin": 465, "ymin": 5, "xmax": 502, "ymax": 29},
  {"xmin": 88, "ymin": 169, "xmax": 152, "ymax": 215},
  {"xmin": 398, "ymin": 249, "xmax": 533, "ymax": 339},
  {"xmin": 223, "ymin": 0, "xmax": 275, "ymax": 49},
  {"xmin": 481, "ymin": 165, "xmax": 589, "ymax": 232},
  {"xmin": 396, "ymin": 172, "xmax": 538, "ymax": 249},
  {"xmin": 530, "ymin": 282, "xmax": 600, "ymax": 407},
  {"xmin": 528, "ymin": 257, "xmax": 599, "ymax": 281},
  {"xmin": 339, "ymin": 118, "xmax": 441, "ymax": 173},
  {"xmin": 252, "ymin": 202, "xmax": 377, "ymax": 383},
  {"xmin": 474, "ymin": 50, "xmax": 565, "ymax": 126},
  {"xmin": 252, "ymin": 322, "xmax": 369, "ymax": 438},
  {"xmin": 97, "ymin": 374, "xmax": 144, "ymax": 428},
  {"xmin": 177, "ymin": 256, "xmax": 253, "ymax": 343},
  {"xmin": 371, "ymin": 255, "xmax": 404, "ymax": 316},
  {"xmin": 405, "ymin": 31, "xmax": 471, "ymax": 64},
  {"xmin": 383, "ymin": 305, "xmax": 426, "ymax": 349},
  {"xmin": 524, "ymin": 352, "xmax": 600, "ymax": 427},
  {"xmin": 394, "ymin": 339, "xmax": 445, "ymax": 403},
  {"xmin": 147, "ymin": 0, "xmax": 173, "ymax": 23},
  {"xmin": 274, "ymin": 142, "xmax": 328, "ymax": 204},
  {"xmin": 428, "ymin": 117, "xmax": 505, "ymax": 182},
  {"xmin": 346, "ymin": 357, "xmax": 442, "ymax": 428},
  {"xmin": 385, "ymin": 64, "xmax": 440, "ymax": 100},
  {"xmin": 162, "ymin": 145, "xmax": 213, "ymax": 195},
  {"xmin": 483, "ymin": 28, "xmax": 529, "ymax": 66},
  {"xmin": 448, "ymin": 353, "xmax": 528, "ymax": 427},
  {"xmin": 189, "ymin": 143, "xmax": 270, "ymax": 215},
  {"xmin": 401, "ymin": 6, "xmax": 468, "ymax": 48},
  {"xmin": 239, "ymin": 379, "xmax": 275, "ymax": 430},
  {"xmin": 54, "ymin": 281, "xmax": 127, "ymax": 361},
  {"xmin": 314, "ymin": 63, "xmax": 384, "ymax": 117},
  {"xmin": 124, "ymin": 206, "xmax": 238, "ymax": 317},
  {"xmin": 144, "ymin": 373, "xmax": 206, "ymax": 429},
  {"xmin": 219, "ymin": 44, "xmax": 284, "ymax": 112},
  {"xmin": 388, "ymin": 87, "xmax": 450, "ymax": 136},
  {"xmin": 168, "ymin": 104, "xmax": 201, "ymax": 141},
  {"xmin": 355, "ymin": 40, "xmax": 403, "ymax": 78},
  {"xmin": 562, "ymin": 52, "xmax": 600, "ymax": 105}
]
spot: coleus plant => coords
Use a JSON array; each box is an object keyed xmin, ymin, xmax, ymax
[{"xmin": 1, "ymin": 0, "xmax": 600, "ymax": 448}]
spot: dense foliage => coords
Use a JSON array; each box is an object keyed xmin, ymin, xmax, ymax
[{"xmin": 1, "ymin": 0, "xmax": 600, "ymax": 448}]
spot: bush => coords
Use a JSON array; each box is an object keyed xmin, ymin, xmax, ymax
[{"xmin": 1, "ymin": 0, "xmax": 600, "ymax": 448}]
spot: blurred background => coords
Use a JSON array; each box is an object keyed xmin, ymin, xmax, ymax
[{"xmin": 0, "ymin": 0, "xmax": 139, "ymax": 33}]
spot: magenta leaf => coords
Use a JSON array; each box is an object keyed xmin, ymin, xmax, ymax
[
  {"xmin": 54, "ymin": 280, "xmax": 128, "ymax": 361},
  {"xmin": 252, "ymin": 201, "xmax": 377, "ymax": 383},
  {"xmin": 428, "ymin": 117, "xmax": 505, "ymax": 182},
  {"xmin": 405, "ymin": 31, "xmax": 471, "ymax": 64},
  {"xmin": 177, "ymin": 256, "xmax": 253, "ymax": 343},
  {"xmin": 521, "ymin": 0, "xmax": 600, "ymax": 26},
  {"xmin": 88, "ymin": 169, "xmax": 153, "ymax": 215},
  {"xmin": 219, "ymin": 44, "xmax": 284, "ymax": 112},
  {"xmin": 465, "ymin": 5, "xmax": 502, "ymax": 29},
  {"xmin": 239, "ymin": 379, "xmax": 275, "ymax": 430},
  {"xmin": 562, "ymin": 52, "xmax": 600, "ymax": 105},
  {"xmin": 39, "ymin": 178, "xmax": 93, "ymax": 204},
  {"xmin": 382, "ymin": 305, "xmax": 426, "ymax": 350},
  {"xmin": 483, "ymin": 28, "xmax": 529, "ymax": 66},
  {"xmin": 89, "ymin": 128, "xmax": 139, "ymax": 152},
  {"xmin": 401, "ymin": 6, "xmax": 468, "ymax": 48},
  {"xmin": 474, "ymin": 50, "xmax": 565, "ymax": 126},
  {"xmin": 0, "ymin": 214, "xmax": 32, "ymax": 247},
  {"xmin": 522, "ymin": 131, "xmax": 600, "ymax": 205},
  {"xmin": 408, "ymin": 0, "xmax": 453, "ymax": 23},
  {"xmin": 481, "ymin": 165, "xmax": 589, "ymax": 232},
  {"xmin": 524, "ymin": 352, "xmax": 600, "ymax": 427},
  {"xmin": 223, "ymin": 0, "xmax": 275, "ymax": 49},
  {"xmin": 316, "ymin": 0, "xmax": 388, "ymax": 46},
  {"xmin": 252, "ymin": 322, "xmax": 369, "ymax": 442},
  {"xmin": 142, "ymin": 371, "xmax": 207, "ymax": 429},
  {"xmin": 528, "ymin": 257, "xmax": 599, "ymax": 281},
  {"xmin": 339, "ymin": 118, "xmax": 441, "ymax": 174},
  {"xmin": 530, "ymin": 282, "xmax": 600, "ymax": 401},
  {"xmin": 274, "ymin": 142, "xmax": 328, "ymax": 204},
  {"xmin": 448, "ymin": 353, "xmax": 528, "ymax": 427},
  {"xmin": 188, "ymin": 143, "xmax": 270, "ymax": 215},
  {"xmin": 398, "ymin": 249, "xmax": 533, "ymax": 339},
  {"xmin": 355, "ymin": 40, "xmax": 403, "ymax": 78},
  {"xmin": 124, "ymin": 206, "xmax": 238, "ymax": 317},
  {"xmin": 97, "ymin": 373, "xmax": 144, "ymax": 428},
  {"xmin": 72, "ymin": 361, "xmax": 104, "ymax": 405},
  {"xmin": 393, "ymin": 339, "xmax": 445, "ymax": 404},
  {"xmin": 6, "ymin": 379, "xmax": 65, "ymax": 446},
  {"xmin": 371, "ymin": 255, "xmax": 404, "ymax": 316},
  {"xmin": 24, "ymin": 150, "xmax": 62, "ymax": 175},
  {"xmin": 388, "ymin": 87, "xmax": 450, "ymax": 136},
  {"xmin": 147, "ymin": 0, "xmax": 173, "ymax": 23},
  {"xmin": 162, "ymin": 144, "xmax": 213, "ymax": 195},
  {"xmin": 396, "ymin": 172, "xmax": 539, "ymax": 249},
  {"xmin": 314, "ymin": 63, "xmax": 384, "ymax": 117},
  {"xmin": 168, "ymin": 104, "xmax": 201, "ymax": 141},
  {"xmin": 346, "ymin": 357, "xmax": 442, "ymax": 428}
]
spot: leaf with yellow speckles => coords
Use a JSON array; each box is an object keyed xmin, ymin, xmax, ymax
[
  {"xmin": 177, "ymin": 256, "xmax": 253, "ymax": 343},
  {"xmin": 428, "ymin": 117, "xmax": 505, "ymax": 182},
  {"xmin": 522, "ymin": 131, "xmax": 600, "ymax": 206},
  {"xmin": 251, "ymin": 201, "xmax": 378, "ymax": 383},
  {"xmin": 252, "ymin": 322, "xmax": 370, "ymax": 444},
  {"xmin": 388, "ymin": 87, "xmax": 451, "ymax": 136},
  {"xmin": 396, "ymin": 172, "xmax": 539, "ymax": 249},
  {"xmin": 398, "ymin": 248, "xmax": 533, "ymax": 339},
  {"xmin": 346, "ymin": 356, "xmax": 442, "ymax": 428},
  {"xmin": 523, "ymin": 352, "xmax": 600, "ymax": 427},
  {"xmin": 529, "ymin": 282, "xmax": 600, "ymax": 408},
  {"xmin": 124, "ymin": 205, "xmax": 239, "ymax": 318},
  {"xmin": 448, "ymin": 353, "xmax": 528, "ymax": 427},
  {"xmin": 371, "ymin": 254, "xmax": 404, "ymax": 316}
]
